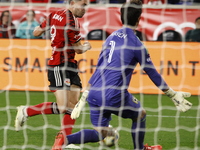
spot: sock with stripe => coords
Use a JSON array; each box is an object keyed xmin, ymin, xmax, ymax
[{"xmin": 26, "ymin": 102, "xmax": 59, "ymax": 117}]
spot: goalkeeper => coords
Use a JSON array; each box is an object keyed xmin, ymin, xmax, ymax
[{"xmin": 52, "ymin": 0, "xmax": 192, "ymax": 150}]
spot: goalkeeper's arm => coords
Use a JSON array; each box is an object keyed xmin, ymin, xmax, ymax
[
  {"xmin": 148, "ymin": 71, "xmax": 193, "ymax": 112},
  {"xmin": 143, "ymin": 64, "xmax": 192, "ymax": 112},
  {"xmin": 136, "ymin": 45, "xmax": 192, "ymax": 112},
  {"xmin": 71, "ymin": 84, "xmax": 91, "ymax": 119}
]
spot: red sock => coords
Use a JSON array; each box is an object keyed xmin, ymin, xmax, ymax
[
  {"xmin": 62, "ymin": 114, "xmax": 76, "ymax": 136},
  {"xmin": 27, "ymin": 102, "xmax": 53, "ymax": 117}
]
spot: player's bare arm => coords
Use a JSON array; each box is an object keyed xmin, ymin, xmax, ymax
[
  {"xmin": 33, "ymin": 26, "xmax": 45, "ymax": 37},
  {"xmin": 72, "ymin": 40, "xmax": 91, "ymax": 54}
]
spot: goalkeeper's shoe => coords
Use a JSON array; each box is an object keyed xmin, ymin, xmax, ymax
[
  {"xmin": 52, "ymin": 131, "xmax": 65, "ymax": 150},
  {"xmin": 15, "ymin": 106, "xmax": 28, "ymax": 131},
  {"xmin": 144, "ymin": 144, "xmax": 162, "ymax": 150},
  {"xmin": 65, "ymin": 144, "xmax": 81, "ymax": 149}
]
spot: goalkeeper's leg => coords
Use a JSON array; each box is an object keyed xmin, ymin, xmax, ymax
[
  {"xmin": 51, "ymin": 129, "xmax": 102, "ymax": 150},
  {"xmin": 115, "ymin": 94, "xmax": 146, "ymax": 150},
  {"xmin": 131, "ymin": 112, "xmax": 146, "ymax": 150},
  {"xmin": 120, "ymin": 94, "xmax": 162, "ymax": 150}
]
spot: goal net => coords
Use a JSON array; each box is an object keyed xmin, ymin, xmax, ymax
[{"xmin": 0, "ymin": 2, "xmax": 200, "ymax": 150}]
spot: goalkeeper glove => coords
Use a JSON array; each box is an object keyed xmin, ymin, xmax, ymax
[
  {"xmin": 71, "ymin": 90, "xmax": 89, "ymax": 119},
  {"xmin": 164, "ymin": 88, "xmax": 192, "ymax": 112}
]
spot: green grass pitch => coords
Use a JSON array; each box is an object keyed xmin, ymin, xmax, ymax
[{"xmin": 0, "ymin": 91, "xmax": 199, "ymax": 150}]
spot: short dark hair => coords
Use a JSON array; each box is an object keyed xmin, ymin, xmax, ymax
[
  {"xmin": 120, "ymin": 0, "xmax": 142, "ymax": 26},
  {"xmin": 195, "ymin": 17, "xmax": 200, "ymax": 23}
]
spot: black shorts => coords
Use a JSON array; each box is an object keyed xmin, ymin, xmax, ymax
[{"xmin": 47, "ymin": 62, "xmax": 82, "ymax": 92}]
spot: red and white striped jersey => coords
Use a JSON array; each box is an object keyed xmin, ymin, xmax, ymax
[{"xmin": 40, "ymin": 9, "xmax": 81, "ymax": 66}]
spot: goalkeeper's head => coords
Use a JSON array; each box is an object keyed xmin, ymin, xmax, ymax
[{"xmin": 120, "ymin": 0, "xmax": 142, "ymax": 28}]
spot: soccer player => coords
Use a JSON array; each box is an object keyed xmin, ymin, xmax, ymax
[
  {"xmin": 14, "ymin": 0, "xmax": 91, "ymax": 149},
  {"xmin": 51, "ymin": 0, "xmax": 192, "ymax": 150}
]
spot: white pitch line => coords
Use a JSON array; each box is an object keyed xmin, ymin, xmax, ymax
[
  {"xmin": 146, "ymin": 115, "xmax": 200, "ymax": 119},
  {"xmin": 82, "ymin": 112, "xmax": 199, "ymax": 119}
]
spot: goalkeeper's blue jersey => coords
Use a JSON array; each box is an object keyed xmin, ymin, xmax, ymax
[{"xmin": 88, "ymin": 27, "xmax": 168, "ymax": 107}]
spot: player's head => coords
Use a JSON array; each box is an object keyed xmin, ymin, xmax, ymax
[
  {"xmin": 195, "ymin": 17, "xmax": 200, "ymax": 29},
  {"xmin": 120, "ymin": 0, "xmax": 142, "ymax": 28},
  {"xmin": 68, "ymin": 0, "xmax": 88, "ymax": 18}
]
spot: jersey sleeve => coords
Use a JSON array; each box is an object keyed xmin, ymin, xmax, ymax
[
  {"xmin": 66, "ymin": 16, "xmax": 81, "ymax": 44},
  {"xmin": 135, "ymin": 46, "xmax": 169, "ymax": 91},
  {"xmin": 40, "ymin": 13, "xmax": 52, "ymax": 30},
  {"xmin": 40, "ymin": 19, "xmax": 47, "ymax": 29},
  {"xmin": 67, "ymin": 29, "xmax": 81, "ymax": 44}
]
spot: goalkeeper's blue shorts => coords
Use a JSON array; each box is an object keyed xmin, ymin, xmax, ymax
[{"xmin": 88, "ymin": 93, "xmax": 142, "ymax": 127}]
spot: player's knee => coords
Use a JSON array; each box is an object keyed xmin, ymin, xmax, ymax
[
  {"xmin": 141, "ymin": 109, "xmax": 146, "ymax": 119},
  {"xmin": 132, "ymin": 109, "xmax": 146, "ymax": 122},
  {"xmin": 58, "ymin": 110, "xmax": 65, "ymax": 114},
  {"xmin": 51, "ymin": 102, "xmax": 71, "ymax": 114},
  {"xmin": 94, "ymin": 127, "xmax": 108, "ymax": 139},
  {"xmin": 57, "ymin": 104, "xmax": 67, "ymax": 114},
  {"xmin": 101, "ymin": 129, "xmax": 108, "ymax": 139},
  {"xmin": 94, "ymin": 127, "xmax": 116, "ymax": 139}
]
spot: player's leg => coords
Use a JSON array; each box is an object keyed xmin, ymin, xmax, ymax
[
  {"xmin": 52, "ymin": 102, "xmax": 111, "ymax": 149},
  {"xmin": 52, "ymin": 64, "xmax": 82, "ymax": 149},
  {"xmin": 131, "ymin": 109, "xmax": 146, "ymax": 150},
  {"xmin": 117, "ymin": 94, "xmax": 162, "ymax": 150},
  {"xmin": 130, "ymin": 99, "xmax": 146, "ymax": 150},
  {"xmin": 112, "ymin": 93, "xmax": 146, "ymax": 150},
  {"xmin": 54, "ymin": 84, "xmax": 80, "ymax": 136},
  {"xmin": 67, "ymin": 102, "xmax": 112, "ymax": 143},
  {"xmin": 62, "ymin": 66, "xmax": 82, "ymax": 136},
  {"xmin": 52, "ymin": 129, "xmax": 101, "ymax": 150},
  {"xmin": 61, "ymin": 68, "xmax": 82, "ymax": 137},
  {"xmin": 62, "ymin": 86, "xmax": 80, "ymax": 136},
  {"xmin": 51, "ymin": 89, "xmax": 77, "ymax": 150},
  {"xmin": 14, "ymin": 67, "xmax": 60, "ymax": 131},
  {"xmin": 26, "ymin": 66, "xmax": 61, "ymax": 116},
  {"xmin": 15, "ymin": 102, "xmax": 59, "ymax": 131}
]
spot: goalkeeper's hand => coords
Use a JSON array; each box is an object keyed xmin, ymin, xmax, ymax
[
  {"xmin": 71, "ymin": 90, "xmax": 89, "ymax": 119},
  {"xmin": 164, "ymin": 88, "xmax": 192, "ymax": 112}
]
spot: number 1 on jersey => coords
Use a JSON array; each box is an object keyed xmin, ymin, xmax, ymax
[{"xmin": 108, "ymin": 41, "xmax": 116, "ymax": 63}]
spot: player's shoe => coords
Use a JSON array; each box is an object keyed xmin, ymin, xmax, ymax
[
  {"xmin": 65, "ymin": 144, "xmax": 81, "ymax": 149},
  {"xmin": 144, "ymin": 143, "xmax": 162, "ymax": 150},
  {"xmin": 52, "ymin": 131, "xmax": 65, "ymax": 150},
  {"xmin": 15, "ymin": 106, "xmax": 28, "ymax": 131}
]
